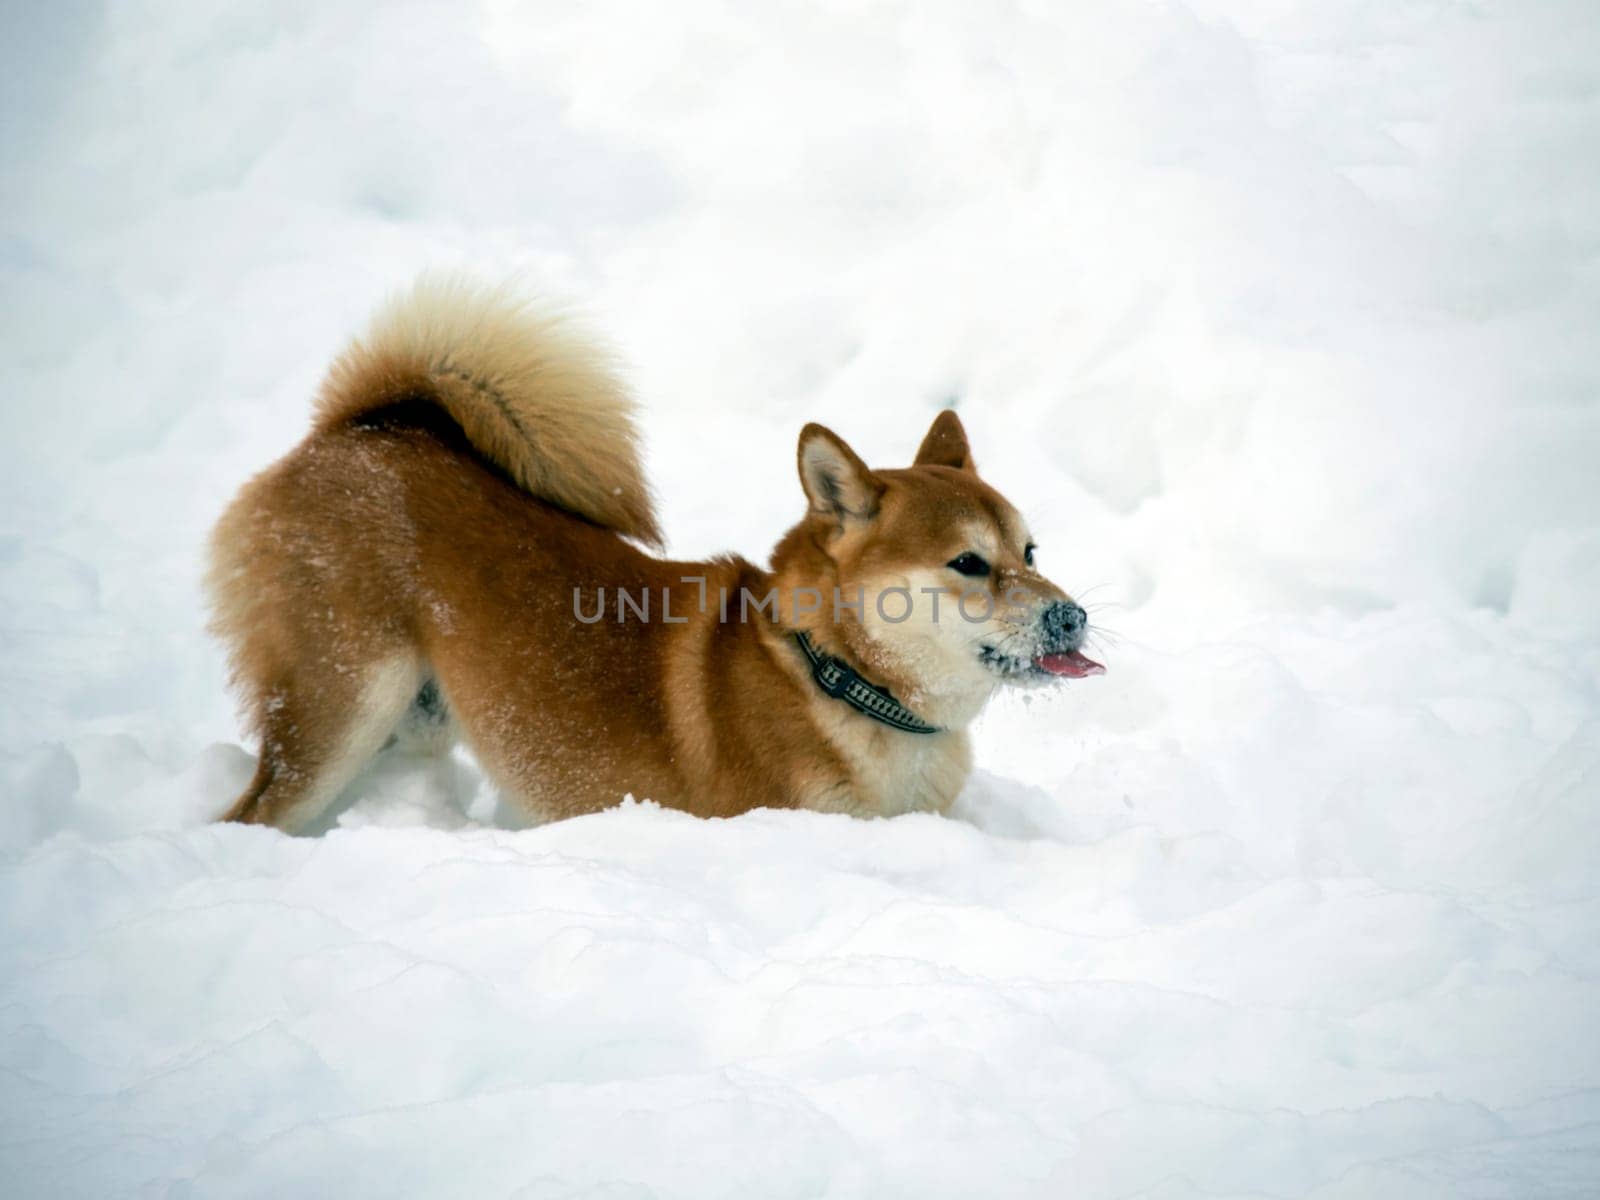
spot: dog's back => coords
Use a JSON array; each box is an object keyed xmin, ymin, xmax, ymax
[{"xmin": 207, "ymin": 277, "xmax": 668, "ymax": 829}]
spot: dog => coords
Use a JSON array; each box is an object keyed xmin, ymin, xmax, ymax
[{"xmin": 207, "ymin": 275, "xmax": 1103, "ymax": 831}]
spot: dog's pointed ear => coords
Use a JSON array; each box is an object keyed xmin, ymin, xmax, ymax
[
  {"xmin": 798, "ymin": 424, "xmax": 883, "ymax": 522},
  {"xmin": 913, "ymin": 409, "xmax": 975, "ymax": 472}
]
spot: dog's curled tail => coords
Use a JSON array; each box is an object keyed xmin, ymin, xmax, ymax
[{"xmin": 315, "ymin": 274, "xmax": 662, "ymax": 546}]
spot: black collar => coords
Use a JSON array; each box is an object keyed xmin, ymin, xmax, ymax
[{"xmin": 793, "ymin": 632, "xmax": 940, "ymax": 735}]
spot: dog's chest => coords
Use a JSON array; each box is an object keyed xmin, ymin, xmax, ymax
[{"xmin": 824, "ymin": 724, "xmax": 972, "ymax": 817}]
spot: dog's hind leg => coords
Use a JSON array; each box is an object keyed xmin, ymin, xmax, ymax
[{"xmin": 223, "ymin": 656, "xmax": 421, "ymax": 832}]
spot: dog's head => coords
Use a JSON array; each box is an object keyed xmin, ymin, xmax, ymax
[{"xmin": 772, "ymin": 410, "xmax": 1103, "ymax": 724}]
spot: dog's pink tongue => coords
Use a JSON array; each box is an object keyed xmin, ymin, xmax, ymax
[{"xmin": 1035, "ymin": 650, "xmax": 1106, "ymax": 678}]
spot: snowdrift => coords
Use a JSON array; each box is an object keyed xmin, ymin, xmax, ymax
[{"xmin": 2, "ymin": 2, "xmax": 1597, "ymax": 1195}]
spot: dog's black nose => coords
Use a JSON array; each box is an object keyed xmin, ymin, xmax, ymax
[{"xmin": 1042, "ymin": 601, "xmax": 1087, "ymax": 646}]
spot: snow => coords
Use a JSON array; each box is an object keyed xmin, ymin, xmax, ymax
[{"xmin": 2, "ymin": 1, "xmax": 1599, "ymax": 1195}]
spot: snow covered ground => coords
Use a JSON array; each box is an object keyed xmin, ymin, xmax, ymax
[{"xmin": 3, "ymin": 1, "xmax": 1599, "ymax": 1195}]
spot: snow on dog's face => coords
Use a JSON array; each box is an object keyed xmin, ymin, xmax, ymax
[{"xmin": 776, "ymin": 412, "xmax": 1103, "ymax": 724}]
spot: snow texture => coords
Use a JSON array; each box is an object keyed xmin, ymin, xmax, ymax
[{"xmin": 3, "ymin": 2, "xmax": 1599, "ymax": 1196}]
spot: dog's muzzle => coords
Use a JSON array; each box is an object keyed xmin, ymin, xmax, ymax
[{"xmin": 1033, "ymin": 601, "xmax": 1104, "ymax": 679}]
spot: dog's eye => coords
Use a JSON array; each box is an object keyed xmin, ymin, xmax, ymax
[
  {"xmin": 1024, "ymin": 543, "xmax": 1036, "ymax": 568},
  {"xmin": 947, "ymin": 552, "xmax": 991, "ymax": 577}
]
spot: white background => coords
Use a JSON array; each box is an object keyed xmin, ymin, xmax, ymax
[{"xmin": 2, "ymin": 2, "xmax": 1598, "ymax": 1195}]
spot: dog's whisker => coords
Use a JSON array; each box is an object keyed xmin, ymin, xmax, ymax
[
  {"xmin": 1085, "ymin": 629, "xmax": 1125, "ymax": 652},
  {"xmin": 1082, "ymin": 600, "xmax": 1124, "ymax": 615}
]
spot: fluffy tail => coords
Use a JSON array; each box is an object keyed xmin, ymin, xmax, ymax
[{"xmin": 314, "ymin": 274, "xmax": 662, "ymax": 546}]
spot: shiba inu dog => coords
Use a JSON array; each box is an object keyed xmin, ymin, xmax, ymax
[{"xmin": 208, "ymin": 276, "xmax": 1103, "ymax": 831}]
